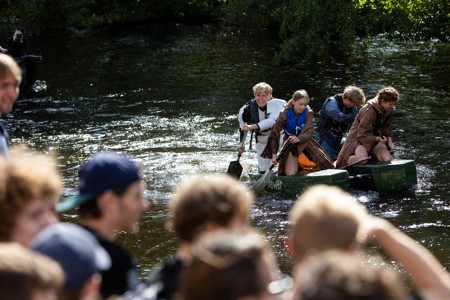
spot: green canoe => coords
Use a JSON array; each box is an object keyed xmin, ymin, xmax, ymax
[
  {"xmin": 347, "ymin": 159, "xmax": 417, "ymax": 193},
  {"xmin": 247, "ymin": 159, "xmax": 417, "ymax": 198}
]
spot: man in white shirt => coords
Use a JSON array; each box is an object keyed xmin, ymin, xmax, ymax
[{"xmin": 237, "ymin": 82, "xmax": 286, "ymax": 173}]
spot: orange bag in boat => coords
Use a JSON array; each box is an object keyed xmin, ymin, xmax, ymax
[{"xmin": 298, "ymin": 153, "xmax": 317, "ymax": 170}]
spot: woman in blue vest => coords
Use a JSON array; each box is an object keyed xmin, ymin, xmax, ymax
[{"xmin": 261, "ymin": 90, "xmax": 333, "ymax": 176}]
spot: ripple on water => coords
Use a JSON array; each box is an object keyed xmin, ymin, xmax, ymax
[{"xmin": 6, "ymin": 28, "xmax": 450, "ymax": 273}]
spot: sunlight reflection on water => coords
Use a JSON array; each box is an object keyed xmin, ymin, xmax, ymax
[{"xmin": 8, "ymin": 26, "xmax": 450, "ymax": 275}]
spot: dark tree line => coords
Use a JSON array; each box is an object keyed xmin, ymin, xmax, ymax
[{"xmin": 1, "ymin": 0, "xmax": 448, "ymax": 61}]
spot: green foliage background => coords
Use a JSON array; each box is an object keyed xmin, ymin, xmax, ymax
[{"xmin": 1, "ymin": 0, "xmax": 448, "ymax": 61}]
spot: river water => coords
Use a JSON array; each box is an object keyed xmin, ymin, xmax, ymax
[{"xmin": 6, "ymin": 24, "xmax": 449, "ymax": 275}]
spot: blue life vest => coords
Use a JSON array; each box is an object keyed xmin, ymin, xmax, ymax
[{"xmin": 285, "ymin": 106, "xmax": 309, "ymax": 135}]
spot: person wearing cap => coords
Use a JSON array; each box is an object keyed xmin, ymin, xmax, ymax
[
  {"xmin": 58, "ymin": 151, "xmax": 149, "ymax": 298},
  {"xmin": 32, "ymin": 223, "xmax": 111, "ymax": 300},
  {"xmin": 0, "ymin": 54, "xmax": 21, "ymax": 155},
  {"xmin": 0, "ymin": 147, "xmax": 61, "ymax": 247}
]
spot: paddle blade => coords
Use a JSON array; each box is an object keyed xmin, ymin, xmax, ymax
[
  {"xmin": 227, "ymin": 160, "xmax": 243, "ymax": 179},
  {"xmin": 250, "ymin": 169, "xmax": 273, "ymax": 192}
]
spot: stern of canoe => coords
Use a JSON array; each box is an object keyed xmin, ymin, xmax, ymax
[{"xmin": 347, "ymin": 159, "xmax": 417, "ymax": 193}]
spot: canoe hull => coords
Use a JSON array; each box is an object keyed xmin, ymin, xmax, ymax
[
  {"xmin": 249, "ymin": 169, "xmax": 350, "ymax": 199},
  {"xmin": 248, "ymin": 159, "xmax": 417, "ymax": 198},
  {"xmin": 347, "ymin": 159, "xmax": 417, "ymax": 193}
]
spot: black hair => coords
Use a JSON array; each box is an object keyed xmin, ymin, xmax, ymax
[
  {"xmin": 15, "ymin": 27, "xmax": 25, "ymax": 34},
  {"xmin": 78, "ymin": 187, "xmax": 128, "ymax": 219}
]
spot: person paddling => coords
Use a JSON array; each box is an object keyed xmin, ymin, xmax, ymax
[
  {"xmin": 237, "ymin": 82, "xmax": 286, "ymax": 173},
  {"xmin": 315, "ymin": 86, "xmax": 366, "ymax": 160},
  {"xmin": 261, "ymin": 89, "xmax": 333, "ymax": 176},
  {"xmin": 335, "ymin": 86, "xmax": 398, "ymax": 168}
]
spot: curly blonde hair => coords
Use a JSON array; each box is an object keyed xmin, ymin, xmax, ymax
[
  {"xmin": 376, "ymin": 86, "xmax": 399, "ymax": 103},
  {"xmin": 0, "ymin": 147, "xmax": 62, "ymax": 241}
]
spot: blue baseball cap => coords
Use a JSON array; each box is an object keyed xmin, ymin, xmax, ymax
[
  {"xmin": 31, "ymin": 223, "xmax": 111, "ymax": 291},
  {"xmin": 58, "ymin": 151, "xmax": 141, "ymax": 212}
]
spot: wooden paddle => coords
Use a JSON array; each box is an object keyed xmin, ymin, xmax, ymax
[
  {"xmin": 227, "ymin": 153, "xmax": 244, "ymax": 179},
  {"xmin": 338, "ymin": 156, "xmax": 372, "ymax": 169},
  {"xmin": 227, "ymin": 132, "xmax": 247, "ymax": 179},
  {"xmin": 251, "ymin": 140, "xmax": 291, "ymax": 192}
]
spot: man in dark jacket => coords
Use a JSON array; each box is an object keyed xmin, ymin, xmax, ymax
[
  {"xmin": 6, "ymin": 27, "xmax": 28, "ymax": 58},
  {"xmin": 315, "ymin": 86, "xmax": 366, "ymax": 160}
]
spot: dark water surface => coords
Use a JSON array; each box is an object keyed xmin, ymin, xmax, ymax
[{"xmin": 6, "ymin": 24, "xmax": 449, "ymax": 275}]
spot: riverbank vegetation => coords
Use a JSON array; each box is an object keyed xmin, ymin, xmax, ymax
[{"xmin": 1, "ymin": 0, "xmax": 448, "ymax": 61}]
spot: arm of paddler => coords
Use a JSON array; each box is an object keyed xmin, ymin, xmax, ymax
[
  {"xmin": 238, "ymin": 104, "xmax": 248, "ymax": 130},
  {"xmin": 261, "ymin": 111, "xmax": 286, "ymax": 159},
  {"xmin": 258, "ymin": 99, "xmax": 287, "ymax": 131},
  {"xmin": 238, "ymin": 104, "xmax": 257, "ymax": 132},
  {"xmin": 381, "ymin": 109, "xmax": 394, "ymax": 138},
  {"xmin": 356, "ymin": 105, "xmax": 379, "ymax": 145},
  {"xmin": 237, "ymin": 105, "xmax": 249, "ymax": 153},
  {"xmin": 380, "ymin": 110, "xmax": 394, "ymax": 152},
  {"xmin": 258, "ymin": 117, "xmax": 275, "ymax": 132},
  {"xmin": 323, "ymin": 97, "xmax": 356, "ymax": 125}
]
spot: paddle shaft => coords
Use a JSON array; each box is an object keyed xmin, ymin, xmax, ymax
[
  {"xmin": 236, "ymin": 131, "xmax": 248, "ymax": 155},
  {"xmin": 339, "ymin": 156, "xmax": 372, "ymax": 169},
  {"xmin": 260, "ymin": 140, "xmax": 292, "ymax": 173},
  {"xmin": 250, "ymin": 140, "xmax": 292, "ymax": 192},
  {"xmin": 274, "ymin": 138, "xmax": 292, "ymax": 163}
]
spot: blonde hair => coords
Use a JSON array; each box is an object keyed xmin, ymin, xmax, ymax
[
  {"xmin": 0, "ymin": 243, "xmax": 64, "ymax": 298},
  {"xmin": 343, "ymin": 86, "xmax": 366, "ymax": 107},
  {"xmin": 252, "ymin": 82, "xmax": 273, "ymax": 99},
  {"xmin": 286, "ymin": 89, "xmax": 309, "ymax": 109},
  {"xmin": 0, "ymin": 54, "xmax": 22, "ymax": 83},
  {"xmin": 0, "ymin": 147, "xmax": 62, "ymax": 241},
  {"xmin": 168, "ymin": 174, "xmax": 254, "ymax": 242},
  {"xmin": 288, "ymin": 185, "xmax": 367, "ymax": 262}
]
